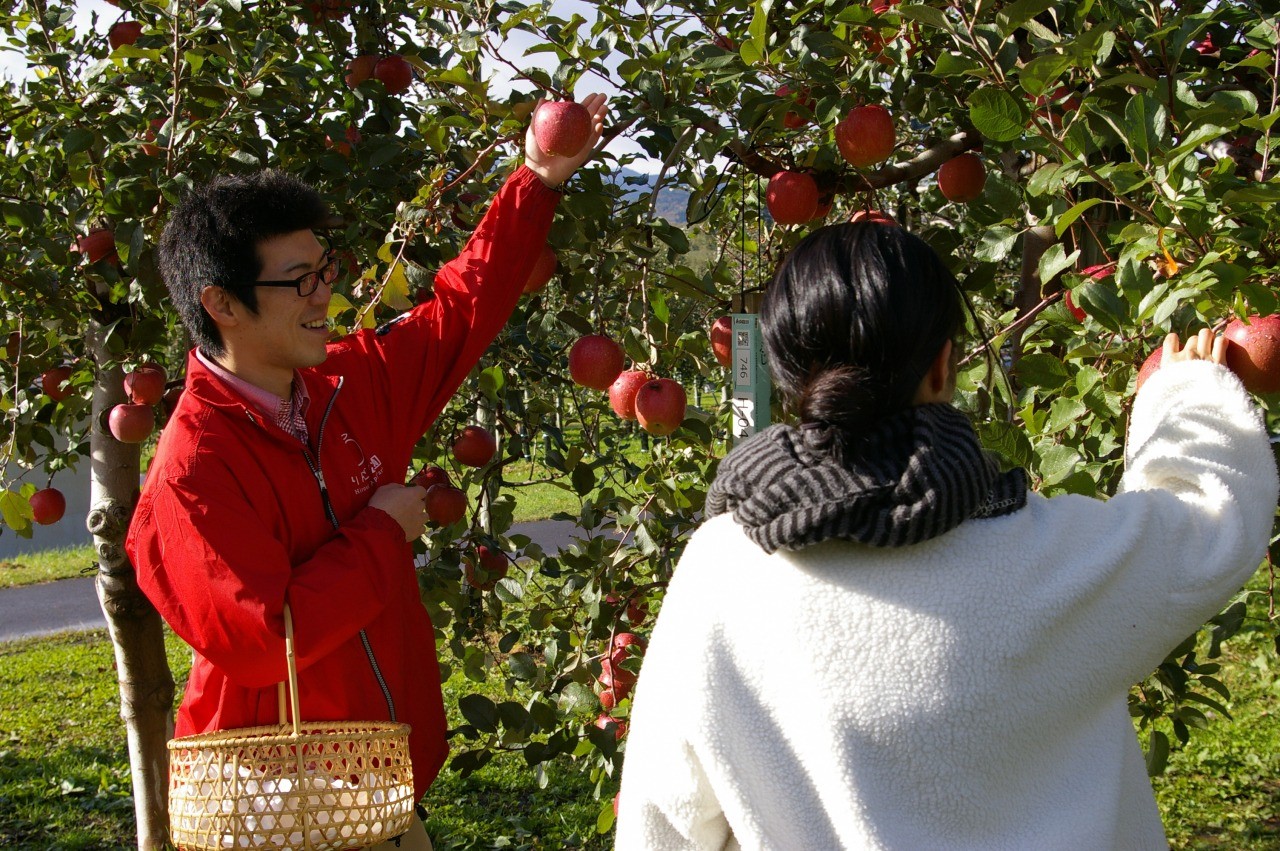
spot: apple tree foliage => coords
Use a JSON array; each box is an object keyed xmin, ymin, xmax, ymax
[{"xmin": 2, "ymin": 0, "xmax": 1280, "ymax": 841}]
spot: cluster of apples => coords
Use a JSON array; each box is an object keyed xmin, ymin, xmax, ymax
[
  {"xmin": 596, "ymin": 631, "xmax": 647, "ymax": 740},
  {"xmin": 566, "ymin": 336, "xmax": 688, "ymax": 436},
  {"xmin": 764, "ymin": 99, "xmax": 987, "ymax": 225},
  {"xmin": 409, "ymin": 424, "xmax": 497, "ymax": 530},
  {"xmin": 107, "ymin": 364, "xmax": 169, "ymax": 444}
]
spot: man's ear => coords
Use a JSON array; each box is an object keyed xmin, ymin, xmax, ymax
[{"xmin": 199, "ymin": 286, "xmax": 239, "ymax": 330}]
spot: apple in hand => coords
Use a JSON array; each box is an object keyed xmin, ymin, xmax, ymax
[
  {"xmin": 710, "ymin": 316, "xmax": 732, "ymax": 368},
  {"xmin": 1224, "ymin": 314, "xmax": 1280, "ymax": 394},
  {"xmin": 424, "ymin": 484, "xmax": 467, "ymax": 526},
  {"xmin": 609, "ymin": 370, "xmax": 649, "ymax": 420},
  {"xmin": 531, "ymin": 100, "xmax": 593, "ymax": 158},
  {"xmin": 452, "ymin": 425, "xmax": 497, "ymax": 467},
  {"xmin": 109, "ymin": 403, "xmax": 155, "ymax": 443},
  {"xmin": 411, "ymin": 465, "xmax": 451, "ymax": 490},
  {"xmin": 634, "ymin": 378, "xmax": 687, "ymax": 436},
  {"xmin": 569, "ymin": 335, "xmax": 625, "ymax": 391},
  {"xmin": 124, "ymin": 365, "xmax": 166, "ymax": 406}
]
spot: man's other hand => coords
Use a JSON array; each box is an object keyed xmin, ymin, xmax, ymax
[
  {"xmin": 525, "ymin": 93, "xmax": 608, "ymax": 189},
  {"xmin": 369, "ymin": 483, "xmax": 429, "ymax": 541}
]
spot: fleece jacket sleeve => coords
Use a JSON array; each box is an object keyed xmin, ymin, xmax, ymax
[
  {"xmin": 333, "ymin": 164, "xmax": 559, "ymax": 460},
  {"xmin": 131, "ymin": 468, "xmax": 410, "ymax": 689}
]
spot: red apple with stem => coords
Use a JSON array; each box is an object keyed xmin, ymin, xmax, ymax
[
  {"xmin": 373, "ymin": 55, "xmax": 413, "ymax": 95},
  {"xmin": 1224, "ymin": 314, "xmax": 1280, "ymax": 394},
  {"xmin": 635, "ymin": 378, "xmax": 687, "ymax": 436},
  {"xmin": 453, "ymin": 425, "xmax": 497, "ymax": 467},
  {"xmin": 835, "ymin": 105, "xmax": 895, "ymax": 168},
  {"xmin": 109, "ymin": 403, "xmax": 155, "ymax": 443},
  {"xmin": 425, "ymin": 484, "xmax": 467, "ymax": 526},
  {"xmin": 124, "ymin": 365, "xmax": 167, "ymax": 405},
  {"xmin": 609, "ymin": 633, "xmax": 646, "ymax": 667},
  {"xmin": 76, "ymin": 228, "xmax": 118, "ymax": 265},
  {"xmin": 937, "ymin": 153, "xmax": 986, "ymax": 203},
  {"xmin": 524, "ymin": 245, "xmax": 558, "ymax": 293},
  {"xmin": 411, "ymin": 465, "xmax": 451, "ymax": 490},
  {"xmin": 569, "ymin": 335, "xmax": 625, "ymax": 391},
  {"xmin": 30, "ymin": 488, "xmax": 66, "ymax": 525},
  {"xmin": 710, "ymin": 316, "xmax": 732, "ymax": 368},
  {"xmin": 609, "ymin": 370, "xmax": 649, "ymax": 420},
  {"xmin": 531, "ymin": 100, "xmax": 593, "ymax": 158},
  {"xmin": 766, "ymin": 171, "xmax": 819, "ymax": 225}
]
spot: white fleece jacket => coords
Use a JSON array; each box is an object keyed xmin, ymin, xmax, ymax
[{"xmin": 616, "ymin": 361, "xmax": 1277, "ymax": 851}]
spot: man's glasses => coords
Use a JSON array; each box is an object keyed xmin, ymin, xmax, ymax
[{"xmin": 248, "ymin": 249, "xmax": 342, "ymax": 297}]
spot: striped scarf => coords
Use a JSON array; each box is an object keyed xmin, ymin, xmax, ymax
[{"xmin": 706, "ymin": 404, "xmax": 1028, "ymax": 553}]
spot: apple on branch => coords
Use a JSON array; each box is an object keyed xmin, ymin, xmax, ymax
[
  {"xmin": 30, "ymin": 487, "xmax": 66, "ymax": 525},
  {"xmin": 453, "ymin": 425, "xmax": 497, "ymax": 467},
  {"xmin": 108, "ymin": 20, "xmax": 142, "ymax": 50},
  {"xmin": 634, "ymin": 378, "xmax": 687, "ymax": 436},
  {"xmin": 766, "ymin": 171, "xmax": 819, "ymax": 225},
  {"xmin": 835, "ymin": 105, "xmax": 895, "ymax": 168},
  {"xmin": 609, "ymin": 369, "xmax": 649, "ymax": 420},
  {"xmin": 124, "ymin": 365, "xmax": 167, "ymax": 406},
  {"xmin": 41, "ymin": 365, "xmax": 74, "ymax": 403},
  {"xmin": 109, "ymin": 403, "xmax": 156, "ymax": 444},
  {"xmin": 710, "ymin": 316, "xmax": 732, "ymax": 368},
  {"xmin": 569, "ymin": 335, "xmax": 626, "ymax": 391},
  {"xmin": 425, "ymin": 484, "xmax": 468, "ymax": 526},
  {"xmin": 373, "ymin": 55, "xmax": 414, "ymax": 95},
  {"xmin": 937, "ymin": 153, "xmax": 986, "ymax": 203}
]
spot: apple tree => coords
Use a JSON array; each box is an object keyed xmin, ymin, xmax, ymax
[{"xmin": 3, "ymin": 0, "xmax": 1280, "ymax": 845}]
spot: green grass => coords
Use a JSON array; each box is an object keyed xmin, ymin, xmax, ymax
[{"xmin": 0, "ymin": 545, "xmax": 97, "ymax": 589}]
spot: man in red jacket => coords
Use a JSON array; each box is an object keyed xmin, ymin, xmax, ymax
[{"xmin": 126, "ymin": 95, "xmax": 606, "ymax": 850}]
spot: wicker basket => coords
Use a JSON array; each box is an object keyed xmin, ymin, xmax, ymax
[{"xmin": 168, "ymin": 604, "xmax": 415, "ymax": 850}]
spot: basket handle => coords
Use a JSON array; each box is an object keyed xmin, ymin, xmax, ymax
[{"xmin": 281, "ymin": 602, "xmax": 302, "ymax": 737}]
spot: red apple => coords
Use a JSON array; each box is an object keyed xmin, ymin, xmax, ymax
[
  {"xmin": 599, "ymin": 685, "xmax": 620, "ymax": 711},
  {"xmin": 531, "ymin": 100, "xmax": 593, "ymax": 158},
  {"xmin": 766, "ymin": 171, "xmax": 819, "ymax": 225},
  {"xmin": 937, "ymin": 153, "xmax": 986, "ymax": 203},
  {"xmin": 776, "ymin": 85, "xmax": 815, "ymax": 129},
  {"xmin": 1031, "ymin": 86, "xmax": 1081, "ymax": 129},
  {"xmin": 124, "ymin": 365, "xmax": 166, "ymax": 405},
  {"xmin": 453, "ymin": 425, "xmax": 497, "ymax": 467},
  {"xmin": 109, "ymin": 403, "xmax": 155, "ymax": 443},
  {"xmin": 634, "ymin": 378, "xmax": 687, "ymax": 436},
  {"xmin": 524, "ymin": 245, "xmax": 558, "ymax": 294},
  {"xmin": 849, "ymin": 208, "xmax": 899, "ymax": 227},
  {"xmin": 609, "ymin": 370, "xmax": 649, "ymax": 420},
  {"xmin": 813, "ymin": 193, "xmax": 834, "ymax": 221},
  {"xmin": 30, "ymin": 487, "xmax": 66, "ymax": 526},
  {"xmin": 600, "ymin": 657, "xmax": 638, "ymax": 693},
  {"xmin": 1224, "ymin": 314, "xmax": 1280, "ymax": 394},
  {"xmin": 140, "ymin": 118, "xmax": 166, "ymax": 157},
  {"xmin": 345, "ymin": 54, "xmax": 377, "ymax": 88},
  {"xmin": 1136, "ymin": 347, "xmax": 1163, "ymax": 391},
  {"xmin": 569, "ymin": 335, "xmax": 625, "ymax": 391},
  {"xmin": 41, "ymin": 366, "xmax": 73, "ymax": 402},
  {"xmin": 594, "ymin": 714, "xmax": 627, "ymax": 741},
  {"xmin": 710, "ymin": 316, "xmax": 732, "ymax": 368},
  {"xmin": 712, "ymin": 33, "xmax": 735, "ymax": 50},
  {"xmin": 609, "ymin": 633, "xmax": 646, "ymax": 667},
  {"xmin": 76, "ymin": 228, "xmax": 117, "ymax": 265},
  {"xmin": 614, "ymin": 792, "xmax": 620, "ymax": 817},
  {"xmin": 464, "ymin": 545, "xmax": 509, "ymax": 591},
  {"xmin": 1194, "ymin": 33, "xmax": 1216, "ymax": 55},
  {"xmin": 108, "ymin": 20, "xmax": 142, "ymax": 50},
  {"xmin": 425, "ymin": 484, "xmax": 467, "ymax": 526},
  {"xmin": 373, "ymin": 55, "xmax": 413, "ymax": 95},
  {"xmin": 411, "ymin": 465, "xmax": 451, "ymax": 490},
  {"xmin": 870, "ymin": 0, "xmax": 900, "ymax": 11},
  {"xmin": 325, "ymin": 125, "xmax": 362, "ymax": 157},
  {"xmin": 626, "ymin": 597, "xmax": 648, "ymax": 626},
  {"xmin": 306, "ymin": 0, "xmax": 351, "ymax": 21},
  {"xmin": 835, "ymin": 105, "xmax": 895, "ymax": 168}
]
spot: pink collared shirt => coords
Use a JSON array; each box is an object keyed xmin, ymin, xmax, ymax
[{"xmin": 195, "ymin": 349, "xmax": 311, "ymax": 444}]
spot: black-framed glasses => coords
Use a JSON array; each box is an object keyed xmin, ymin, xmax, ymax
[{"xmin": 248, "ymin": 249, "xmax": 342, "ymax": 297}]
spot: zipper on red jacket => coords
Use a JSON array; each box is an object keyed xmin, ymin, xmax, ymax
[{"xmin": 297, "ymin": 376, "xmax": 399, "ymax": 724}]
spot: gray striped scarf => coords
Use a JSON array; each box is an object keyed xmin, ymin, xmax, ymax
[{"xmin": 707, "ymin": 404, "xmax": 1027, "ymax": 553}]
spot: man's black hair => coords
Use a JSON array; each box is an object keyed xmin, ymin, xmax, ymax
[{"xmin": 158, "ymin": 170, "xmax": 332, "ymax": 358}]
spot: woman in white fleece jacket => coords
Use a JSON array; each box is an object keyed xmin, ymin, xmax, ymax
[{"xmin": 616, "ymin": 223, "xmax": 1278, "ymax": 851}]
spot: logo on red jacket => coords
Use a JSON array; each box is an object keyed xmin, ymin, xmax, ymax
[{"xmin": 342, "ymin": 432, "xmax": 383, "ymax": 494}]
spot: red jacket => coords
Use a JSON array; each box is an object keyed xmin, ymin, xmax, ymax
[{"xmin": 126, "ymin": 165, "xmax": 559, "ymax": 798}]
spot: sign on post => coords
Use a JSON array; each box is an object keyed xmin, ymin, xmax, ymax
[{"xmin": 730, "ymin": 313, "xmax": 770, "ymax": 441}]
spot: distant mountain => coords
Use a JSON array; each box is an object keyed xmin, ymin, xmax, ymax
[{"xmin": 610, "ymin": 168, "xmax": 690, "ymax": 226}]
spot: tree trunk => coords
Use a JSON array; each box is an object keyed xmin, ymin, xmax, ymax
[{"xmin": 88, "ymin": 323, "xmax": 175, "ymax": 850}]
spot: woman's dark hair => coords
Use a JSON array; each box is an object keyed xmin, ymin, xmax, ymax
[
  {"xmin": 760, "ymin": 222, "xmax": 965, "ymax": 457},
  {"xmin": 158, "ymin": 170, "xmax": 332, "ymax": 357}
]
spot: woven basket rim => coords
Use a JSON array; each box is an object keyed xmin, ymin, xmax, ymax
[{"xmin": 169, "ymin": 721, "xmax": 411, "ymax": 751}]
